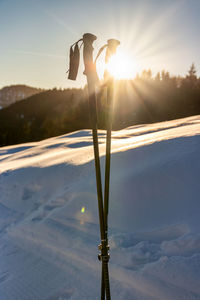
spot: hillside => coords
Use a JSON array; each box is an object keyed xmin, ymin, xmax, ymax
[
  {"xmin": 0, "ymin": 115, "xmax": 200, "ymax": 299},
  {"xmin": 1, "ymin": 78, "xmax": 200, "ymax": 147},
  {"xmin": 0, "ymin": 85, "xmax": 44, "ymax": 109},
  {"xmin": 0, "ymin": 88, "xmax": 89, "ymax": 146}
]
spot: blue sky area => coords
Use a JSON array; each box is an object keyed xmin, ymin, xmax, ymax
[{"xmin": 0, "ymin": 0, "xmax": 200, "ymax": 89}]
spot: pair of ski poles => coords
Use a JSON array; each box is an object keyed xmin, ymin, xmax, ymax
[{"xmin": 68, "ymin": 33, "xmax": 120, "ymax": 300}]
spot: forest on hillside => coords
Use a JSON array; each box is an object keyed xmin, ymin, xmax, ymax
[{"xmin": 0, "ymin": 64, "xmax": 200, "ymax": 147}]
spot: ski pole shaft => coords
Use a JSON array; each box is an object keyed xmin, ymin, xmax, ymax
[
  {"xmin": 104, "ymin": 78, "xmax": 113, "ymax": 234},
  {"xmin": 104, "ymin": 39, "xmax": 120, "ymax": 234},
  {"xmin": 83, "ymin": 33, "xmax": 105, "ymax": 243},
  {"xmin": 101, "ymin": 264, "xmax": 105, "ymax": 300},
  {"xmin": 101, "ymin": 38, "xmax": 120, "ymax": 300}
]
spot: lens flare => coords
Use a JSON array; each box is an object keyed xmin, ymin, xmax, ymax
[
  {"xmin": 81, "ymin": 206, "xmax": 85, "ymax": 213},
  {"xmin": 106, "ymin": 51, "xmax": 137, "ymax": 79}
]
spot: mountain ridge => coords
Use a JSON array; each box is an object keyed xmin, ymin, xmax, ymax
[{"xmin": 0, "ymin": 84, "xmax": 45, "ymax": 109}]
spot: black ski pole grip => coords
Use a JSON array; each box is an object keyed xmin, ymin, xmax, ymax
[{"xmin": 83, "ymin": 33, "xmax": 97, "ymax": 80}]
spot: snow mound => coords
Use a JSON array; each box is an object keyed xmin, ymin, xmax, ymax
[{"xmin": 0, "ymin": 115, "xmax": 200, "ymax": 300}]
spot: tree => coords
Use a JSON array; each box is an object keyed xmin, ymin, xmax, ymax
[
  {"xmin": 141, "ymin": 69, "xmax": 152, "ymax": 80},
  {"xmin": 183, "ymin": 63, "xmax": 198, "ymax": 89},
  {"xmin": 161, "ymin": 70, "xmax": 170, "ymax": 81},
  {"xmin": 187, "ymin": 63, "xmax": 197, "ymax": 80},
  {"xmin": 147, "ymin": 69, "xmax": 152, "ymax": 79},
  {"xmin": 155, "ymin": 72, "xmax": 161, "ymax": 81}
]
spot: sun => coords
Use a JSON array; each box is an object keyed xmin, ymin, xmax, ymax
[
  {"xmin": 106, "ymin": 51, "xmax": 137, "ymax": 79},
  {"xmin": 96, "ymin": 49, "xmax": 139, "ymax": 80}
]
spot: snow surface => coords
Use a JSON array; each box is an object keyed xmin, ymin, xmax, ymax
[{"xmin": 0, "ymin": 115, "xmax": 200, "ymax": 300}]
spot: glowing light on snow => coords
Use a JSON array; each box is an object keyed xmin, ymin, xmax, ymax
[{"xmin": 81, "ymin": 206, "xmax": 85, "ymax": 213}]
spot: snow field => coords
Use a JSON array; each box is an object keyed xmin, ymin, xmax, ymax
[{"xmin": 0, "ymin": 115, "xmax": 200, "ymax": 299}]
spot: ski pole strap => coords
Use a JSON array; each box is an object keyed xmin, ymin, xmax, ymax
[
  {"xmin": 95, "ymin": 44, "xmax": 107, "ymax": 64},
  {"xmin": 68, "ymin": 39, "xmax": 82, "ymax": 80}
]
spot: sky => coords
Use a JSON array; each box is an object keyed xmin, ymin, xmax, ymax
[{"xmin": 0, "ymin": 0, "xmax": 200, "ymax": 89}]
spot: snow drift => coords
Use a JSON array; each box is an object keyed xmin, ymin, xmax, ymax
[{"xmin": 0, "ymin": 115, "xmax": 200, "ymax": 299}]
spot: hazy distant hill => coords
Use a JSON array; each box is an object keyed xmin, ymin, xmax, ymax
[
  {"xmin": 0, "ymin": 85, "xmax": 44, "ymax": 109},
  {"xmin": 0, "ymin": 88, "xmax": 90, "ymax": 146}
]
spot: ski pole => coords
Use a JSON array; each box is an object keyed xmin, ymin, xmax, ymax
[
  {"xmin": 68, "ymin": 33, "xmax": 112, "ymax": 300},
  {"xmin": 104, "ymin": 39, "xmax": 120, "ymax": 234},
  {"xmin": 101, "ymin": 39, "xmax": 120, "ymax": 300},
  {"xmin": 67, "ymin": 35, "xmax": 105, "ymax": 244}
]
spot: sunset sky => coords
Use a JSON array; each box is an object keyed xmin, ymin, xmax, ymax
[{"xmin": 1, "ymin": 0, "xmax": 200, "ymax": 89}]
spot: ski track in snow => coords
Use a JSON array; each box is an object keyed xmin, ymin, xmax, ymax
[{"xmin": 0, "ymin": 115, "xmax": 200, "ymax": 299}]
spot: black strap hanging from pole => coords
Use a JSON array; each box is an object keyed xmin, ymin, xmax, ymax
[{"xmin": 68, "ymin": 39, "xmax": 82, "ymax": 80}]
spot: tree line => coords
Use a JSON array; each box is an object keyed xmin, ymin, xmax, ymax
[{"xmin": 0, "ymin": 64, "xmax": 200, "ymax": 146}]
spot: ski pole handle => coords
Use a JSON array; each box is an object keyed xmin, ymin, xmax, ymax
[
  {"xmin": 104, "ymin": 39, "xmax": 120, "ymax": 83},
  {"xmin": 83, "ymin": 33, "xmax": 97, "ymax": 82},
  {"xmin": 82, "ymin": 33, "xmax": 99, "ymax": 126},
  {"xmin": 105, "ymin": 39, "xmax": 120, "ymax": 63}
]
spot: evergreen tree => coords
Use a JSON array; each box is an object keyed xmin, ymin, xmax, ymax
[
  {"xmin": 155, "ymin": 72, "xmax": 161, "ymax": 81},
  {"xmin": 161, "ymin": 70, "xmax": 170, "ymax": 81},
  {"xmin": 183, "ymin": 63, "xmax": 198, "ymax": 89},
  {"xmin": 187, "ymin": 63, "xmax": 197, "ymax": 80},
  {"xmin": 147, "ymin": 69, "xmax": 152, "ymax": 79}
]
